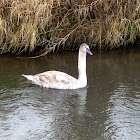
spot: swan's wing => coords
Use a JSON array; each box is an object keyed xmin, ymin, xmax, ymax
[{"xmin": 34, "ymin": 71, "xmax": 77, "ymax": 88}]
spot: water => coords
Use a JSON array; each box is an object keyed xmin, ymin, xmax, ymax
[{"xmin": 0, "ymin": 48, "xmax": 140, "ymax": 140}]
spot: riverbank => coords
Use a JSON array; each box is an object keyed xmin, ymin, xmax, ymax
[{"xmin": 0, "ymin": 0, "xmax": 140, "ymax": 55}]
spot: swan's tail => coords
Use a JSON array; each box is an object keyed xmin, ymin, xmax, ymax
[{"xmin": 22, "ymin": 74, "xmax": 34, "ymax": 81}]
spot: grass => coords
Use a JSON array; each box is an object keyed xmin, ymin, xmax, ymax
[{"xmin": 0, "ymin": 0, "xmax": 140, "ymax": 55}]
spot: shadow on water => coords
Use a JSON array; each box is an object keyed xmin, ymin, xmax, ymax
[{"xmin": 0, "ymin": 48, "xmax": 140, "ymax": 140}]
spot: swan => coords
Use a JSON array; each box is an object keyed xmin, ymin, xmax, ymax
[{"xmin": 22, "ymin": 43, "xmax": 93, "ymax": 89}]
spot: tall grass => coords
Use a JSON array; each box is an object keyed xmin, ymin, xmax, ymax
[{"xmin": 0, "ymin": 0, "xmax": 140, "ymax": 54}]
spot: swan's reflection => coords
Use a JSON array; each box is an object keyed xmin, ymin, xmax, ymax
[{"xmin": 0, "ymin": 85, "xmax": 87, "ymax": 139}]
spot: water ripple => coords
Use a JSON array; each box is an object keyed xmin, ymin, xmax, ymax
[{"xmin": 105, "ymin": 83, "xmax": 140, "ymax": 140}]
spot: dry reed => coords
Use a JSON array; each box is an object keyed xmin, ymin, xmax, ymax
[{"xmin": 0, "ymin": 0, "xmax": 140, "ymax": 54}]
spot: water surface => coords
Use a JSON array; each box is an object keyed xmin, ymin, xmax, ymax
[{"xmin": 0, "ymin": 48, "xmax": 140, "ymax": 140}]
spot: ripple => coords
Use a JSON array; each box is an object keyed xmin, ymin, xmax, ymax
[{"xmin": 105, "ymin": 83, "xmax": 140, "ymax": 139}]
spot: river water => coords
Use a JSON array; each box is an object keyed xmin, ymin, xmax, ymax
[{"xmin": 0, "ymin": 48, "xmax": 140, "ymax": 140}]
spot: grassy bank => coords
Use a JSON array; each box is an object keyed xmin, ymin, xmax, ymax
[{"xmin": 0, "ymin": 0, "xmax": 140, "ymax": 55}]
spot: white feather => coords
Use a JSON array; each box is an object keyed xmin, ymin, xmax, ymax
[{"xmin": 22, "ymin": 74, "xmax": 34, "ymax": 81}]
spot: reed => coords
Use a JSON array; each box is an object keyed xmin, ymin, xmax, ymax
[{"xmin": 0, "ymin": 0, "xmax": 139, "ymax": 54}]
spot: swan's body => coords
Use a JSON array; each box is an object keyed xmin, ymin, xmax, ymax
[{"xmin": 23, "ymin": 43, "xmax": 92, "ymax": 89}]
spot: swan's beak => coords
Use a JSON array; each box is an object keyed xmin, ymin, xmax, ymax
[{"xmin": 86, "ymin": 48, "xmax": 93, "ymax": 55}]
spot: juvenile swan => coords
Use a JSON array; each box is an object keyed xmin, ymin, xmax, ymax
[{"xmin": 22, "ymin": 43, "xmax": 93, "ymax": 89}]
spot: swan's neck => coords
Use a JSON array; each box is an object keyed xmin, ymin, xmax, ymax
[{"xmin": 78, "ymin": 50, "xmax": 87, "ymax": 86}]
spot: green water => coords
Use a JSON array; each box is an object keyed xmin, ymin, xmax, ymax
[{"xmin": 0, "ymin": 48, "xmax": 140, "ymax": 140}]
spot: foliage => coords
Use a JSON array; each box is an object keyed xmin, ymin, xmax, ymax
[{"xmin": 0, "ymin": 0, "xmax": 140, "ymax": 54}]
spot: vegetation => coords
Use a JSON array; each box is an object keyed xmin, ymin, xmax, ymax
[{"xmin": 0, "ymin": 0, "xmax": 140, "ymax": 55}]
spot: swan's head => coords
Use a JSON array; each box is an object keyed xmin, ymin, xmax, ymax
[{"xmin": 80, "ymin": 43, "xmax": 93, "ymax": 55}]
